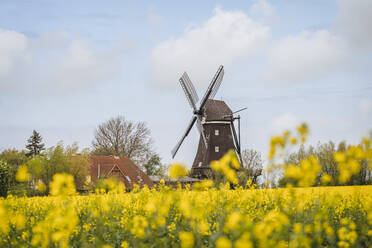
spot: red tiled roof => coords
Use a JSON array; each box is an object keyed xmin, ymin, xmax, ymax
[{"xmin": 90, "ymin": 156, "xmax": 153, "ymax": 189}]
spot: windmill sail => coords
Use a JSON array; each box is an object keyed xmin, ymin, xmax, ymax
[
  {"xmin": 172, "ymin": 65, "xmax": 245, "ymax": 179},
  {"xmin": 179, "ymin": 72, "xmax": 198, "ymax": 111},
  {"xmin": 199, "ymin": 65, "xmax": 224, "ymax": 110},
  {"xmin": 209, "ymin": 69, "xmax": 224, "ymax": 99},
  {"xmin": 171, "ymin": 116, "xmax": 197, "ymax": 158},
  {"xmin": 181, "ymin": 72, "xmax": 199, "ymax": 104},
  {"xmin": 230, "ymin": 122, "xmax": 241, "ymax": 154}
]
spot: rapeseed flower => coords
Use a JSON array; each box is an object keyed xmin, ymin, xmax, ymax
[
  {"xmin": 179, "ymin": 231, "xmax": 194, "ymax": 248},
  {"xmin": 216, "ymin": 236, "xmax": 232, "ymax": 248},
  {"xmin": 49, "ymin": 173, "xmax": 76, "ymax": 196},
  {"xmin": 15, "ymin": 165, "xmax": 30, "ymax": 182},
  {"xmin": 169, "ymin": 163, "xmax": 188, "ymax": 178},
  {"xmin": 130, "ymin": 215, "xmax": 148, "ymax": 238},
  {"xmin": 0, "ymin": 125, "xmax": 371, "ymax": 248}
]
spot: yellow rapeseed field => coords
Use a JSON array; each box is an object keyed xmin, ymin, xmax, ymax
[
  {"xmin": 0, "ymin": 124, "xmax": 371, "ymax": 247},
  {"xmin": 1, "ymin": 184, "xmax": 371, "ymax": 247}
]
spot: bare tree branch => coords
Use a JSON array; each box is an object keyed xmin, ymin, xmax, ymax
[{"xmin": 92, "ymin": 116, "xmax": 154, "ymax": 167}]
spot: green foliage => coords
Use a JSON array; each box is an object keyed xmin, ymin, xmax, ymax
[
  {"xmin": 143, "ymin": 154, "xmax": 167, "ymax": 176},
  {"xmin": 0, "ymin": 149, "xmax": 28, "ymax": 167},
  {"xmin": 27, "ymin": 142, "xmax": 90, "ymax": 193},
  {"xmin": 0, "ymin": 160, "xmax": 11, "ymax": 197},
  {"xmin": 25, "ymin": 130, "xmax": 45, "ymax": 157},
  {"xmin": 0, "ymin": 149, "xmax": 28, "ymax": 186},
  {"xmin": 65, "ymin": 144, "xmax": 91, "ymax": 190}
]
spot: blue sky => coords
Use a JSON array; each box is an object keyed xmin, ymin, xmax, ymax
[{"xmin": 0, "ymin": 0, "xmax": 371, "ymax": 167}]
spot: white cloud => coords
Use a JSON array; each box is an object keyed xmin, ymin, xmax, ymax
[
  {"xmin": 36, "ymin": 31, "xmax": 70, "ymax": 49},
  {"xmin": 271, "ymin": 113, "xmax": 300, "ymax": 133},
  {"xmin": 264, "ymin": 30, "xmax": 349, "ymax": 83},
  {"xmin": 151, "ymin": 7, "xmax": 270, "ymax": 89},
  {"xmin": 336, "ymin": 0, "xmax": 372, "ymax": 48},
  {"xmin": 0, "ymin": 30, "xmax": 128, "ymax": 96},
  {"xmin": 249, "ymin": 0, "xmax": 278, "ymax": 25},
  {"xmin": 0, "ymin": 29, "xmax": 30, "ymax": 83},
  {"xmin": 42, "ymin": 39, "xmax": 123, "ymax": 91}
]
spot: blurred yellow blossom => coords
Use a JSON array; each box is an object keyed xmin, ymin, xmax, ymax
[
  {"xmin": 36, "ymin": 180, "xmax": 46, "ymax": 193},
  {"xmin": 130, "ymin": 215, "xmax": 148, "ymax": 238},
  {"xmin": 321, "ymin": 174, "xmax": 332, "ymax": 185},
  {"xmin": 120, "ymin": 241, "xmax": 129, "ymax": 248},
  {"xmin": 16, "ymin": 165, "xmax": 30, "ymax": 182},
  {"xmin": 216, "ymin": 236, "xmax": 232, "ymax": 248},
  {"xmin": 49, "ymin": 173, "xmax": 76, "ymax": 196},
  {"xmin": 296, "ymin": 123, "xmax": 309, "ymax": 143},
  {"xmin": 169, "ymin": 163, "xmax": 188, "ymax": 178},
  {"xmin": 179, "ymin": 231, "xmax": 194, "ymax": 248},
  {"xmin": 284, "ymin": 156, "xmax": 320, "ymax": 187}
]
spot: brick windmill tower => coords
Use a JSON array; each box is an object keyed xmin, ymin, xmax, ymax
[{"xmin": 171, "ymin": 65, "xmax": 244, "ymax": 179}]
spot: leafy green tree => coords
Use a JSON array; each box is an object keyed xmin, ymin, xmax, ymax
[
  {"xmin": 0, "ymin": 160, "xmax": 11, "ymax": 197},
  {"xmin": 143, "ymin": 154, "xmax": 166, "ymax": 176},
  {"xmin": 65, "ymin": 143, "xmax": 91, "ymax": 190},
  {"xmin": 27, "ymin": 142, "xmax": 90, "ymax": 192},
  {"xmin": 0, "ymin": 149, "xmax": 28, "ymax": 186},
  {"xmin": 25, "ymin": 130, "xmax": 45, "ymax": 157},
  {"xmin": 0, "ymin": 149, "xmax": 28, "ymax": 167}
]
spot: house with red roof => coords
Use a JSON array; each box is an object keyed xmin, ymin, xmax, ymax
[{"xmin": 90, "ymin": 155, "xmax": 153, "ymax": 189}]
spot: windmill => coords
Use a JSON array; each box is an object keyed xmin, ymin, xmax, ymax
[{"xmin": 171, "ymin": 65, "xmax": 245, "ymax": 179}]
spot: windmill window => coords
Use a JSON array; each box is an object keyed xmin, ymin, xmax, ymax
[
  {"xmin": 215, "ymin": 130, "xmax": 219, "ymax": 135},
  {"xmin": 198, "ymin": 162, "xmax": 202, "ymax": 167},
  {"xmin": 125, "ymin": 176, "xmax": 131, "ymax": 182},
  {"xmin": 215, "ymin": 146, "xmax": 219, "ymax": 152}
]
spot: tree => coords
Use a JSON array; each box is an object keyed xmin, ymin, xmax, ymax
[
  {"xmin": 238, "ymin": 149, "xmax": 263, "ymax": 186},
  {"xmin": 0, "ymin": 160, "xmax": 11, "ymax": 197},
  {"xmin": 65, "ymin": 143, "xmax": 91, "ymax": 190},
  {"xmin": 25, "ymin": 130, "xmax": 45, "ymax": 157},
  {"xmin": 316, "ymin": 142, "xmax": 338, "ymax": 184},
  {"xmin": 0, "ymin": 149, "xmax": 28, "ymax": 167},
  {"xmin": 143, "ymin": 154, "xmax": 166, "ymax": 176},
  {"xmin": 0, "ymin": 149, "xmax": 28, "ymax": 186},
  {"xmin": 92, "ymin": 116, "xmax": 154, "ymax": 167},
  {"xmin": 279, "ymin": 140, "xmax": 372, "ymax": 187},
  {"xmin": 27, "ymin": 142, "xmax": 90, "ymax": 192},
  {"xmin": 285, "ymin": 144, "xmax": 315, "ymax": 165}
]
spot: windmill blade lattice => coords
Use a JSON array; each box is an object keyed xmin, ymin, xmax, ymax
[
  {"xmin": 199, "ymin": 65, "xmax": 224, "ymax": 110},
  {"xmin": 209, "ymin": 68, "xmax": 224, "ymax": 99},
  {"xmin": 179, "ymin": 72, "xmax": 198, "ymax": 111},
  {"xmin": 171, "ymin": 116, "xmax": 197, "ymax": 158},
  {"xmin": 181, "ymin": 72, "xmax": 199, "ymax": 104},
  {"xmin": 171, "ymin": 65, "xmax": 247, "ymax": 179}
]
